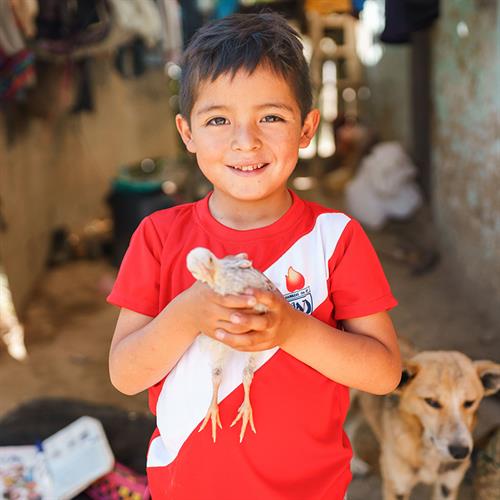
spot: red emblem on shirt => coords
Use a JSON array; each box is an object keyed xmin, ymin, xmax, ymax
[{"xmin": 285, "ymin": 267, "xmax": 305, "ymax": 292}]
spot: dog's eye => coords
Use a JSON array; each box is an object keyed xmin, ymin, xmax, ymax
[
  {"xmin": 424, "ymin": 398, "xmax": 442, "ymax": 409},
  {"xmin": 463, "ymin": 400, "xmax": 475, "ymax": 408}
]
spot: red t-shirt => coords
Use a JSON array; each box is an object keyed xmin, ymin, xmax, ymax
[{"xmin": 107, "ymin": 190, "xmax": 397, "ymax": 500}]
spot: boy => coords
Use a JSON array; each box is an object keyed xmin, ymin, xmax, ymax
[{"xmin": 108, "ymin": 12, "xmax": 401, "ymax": 500}]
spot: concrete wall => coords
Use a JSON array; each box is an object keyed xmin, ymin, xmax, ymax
[
  {"xmin": 362, "ymin": 45, "xmax": 412, "ymax": 153},
  {"xmin": 0, "ymin": 59, "xmax": 177, "ymax": 314},
  {"xmin": 431, "ymin": 0, "xmax": 500, "ymax": 320}
]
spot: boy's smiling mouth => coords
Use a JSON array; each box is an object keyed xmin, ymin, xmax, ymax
[{"xmin": 227, "ymin": 162, "xmax": 269, "ymax": 172}]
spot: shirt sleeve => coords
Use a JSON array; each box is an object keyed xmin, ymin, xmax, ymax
[
  {"xmin": 329, "ymin": 219, "xmax": 397, "ymax": 320},
  {"xmin": 106, "ymin": 216, "xmax": 162, "ymax": 317}
]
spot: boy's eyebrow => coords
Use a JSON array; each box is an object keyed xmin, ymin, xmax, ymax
[
  {"xmin": 196, "ymin": 103, "xmax": 295, "ymax": 116},
  {"xmin": 196, "ymin": 105, "xmax": 229, "ymax": 116},
  {"xmin": 255, "ymin": 103, "xmax": 295, "ymax": 113}
]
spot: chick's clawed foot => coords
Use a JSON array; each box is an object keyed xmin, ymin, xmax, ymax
[
  {"xmin": 230, "ymin": 398, "xmax": 256, "ymax": 443},
  {"xmin": 199, "ymin": 402, "xmax": 222, "ymax": 443}
]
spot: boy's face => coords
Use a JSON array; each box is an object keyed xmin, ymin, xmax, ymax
[{"xmin": 176, "ymin": 65, "xmax": 319, "ymax": 209}]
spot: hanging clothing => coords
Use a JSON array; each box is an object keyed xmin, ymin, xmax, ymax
[
  {"xmin": 405, "ymin": 0, "xmax": 439, "ymax": 32},
  {"xmin": 114, "ymin": 37, "xmax": 147, "ymax": 78},
  {"xmin": 157, "ymin": 0, "xmax": 183, "ymax": 62},
  {"xmin": 9, "ymin": 0, "xmax": 39, "ymax": 39},
  {"xmin": 71, "ymin": 58, "xmax": 94, "ymax": 113},
  {"xmin": 0, "ymin": 48, "xmax": 35, "ymax": 100},
  {"xmin": 305, "ymin": 0, "xmax": 352, "ymax": 15},
  {"xmin": 0, "ymin": 0, "xmax": 25, "ymax": 55},
  {"xmin": 214, "ymin": 0, "xmax": 239, "ymax": 19},
  {"xmin": 179, "ymin": 0, "xmax": 205, "ymax": 48},
  {"xmin": 108, "ymin": 0, "xmax": 162, "ymax": 48},
  {"xmin": 0, "ymin": 0, "xmax": 36, "ymax": 99},
  {"xmin": 381, "ymin": 0, "xmax": 439, "ymax": 44},
  {"xmin": 352, "ymin": 0, "xmax": 366, "ymax": 14},
  {"xmin": 380, "ymin": 0, "xmax": 409, "ymax": 43},
  {"xmin": 34, "ymin": 0, "xmax": 112, "ymax": 58}
]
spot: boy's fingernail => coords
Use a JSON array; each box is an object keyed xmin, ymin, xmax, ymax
[
  {"xmin": 215, "ymin": 330, "xmax": 225, "ymax": 340},
  {"xmin": 247, "ymin": 297, "xmax": 257, "ymax": 306},
  {"xmin": 230, "ymin": 314, "xmax": 241, "ymax": 324}
]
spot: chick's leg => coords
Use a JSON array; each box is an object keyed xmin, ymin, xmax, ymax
[
  {"xmin": 231, "ymin": 354, "xmax": 257, "ymax": 442},
  {"xmin": 199, "ymin": 366, "xmax": 223, "ymax": 442}
]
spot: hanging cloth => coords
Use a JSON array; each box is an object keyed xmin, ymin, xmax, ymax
[
  {"xmin": 381, "ymin": 0, "xmax": 439, "ymax": 44},
  {"xmin": 108, "ymin": 0, "xmax": 162, "ymax": 48},
  {"xmin": 305, "ymin": 0, "xmax": 352, "ymax": 15},
  {"xmin": 214, "ymin": 0, "xmax": 239, "ymax": 19},
  {"xmin": 178, "ymin": 0, "xmax": 205, "ymax": 48},
  {"xmin": 10, "ymin": 0, "xmax": 39, "ymax": 39},
  {"xmin": 352, "ymin": 0, "xmax": 366, "ymax": 15},
  {"xmin": 114, "ymin": 37, "xmax": 147, "ymax": 78},
  {"xmin": 157, "ymin": 0, "xmax": 183, "ymax": 62},
  {"xmin": 34, "ymin": 0, "xmax": 112, "ymax": 58},
  {"xmin": 0, "ymin": 0, "xmax": 25, "ymax": 55},
  {"xmin": 71, "ymin": 58, "xmax": 94, "ymax": 113},
  {"xmin": 0, "ymin": 0, "xmax": 35, "ymax": 100},
  {"xmin": 380, "ymin": 0, "xmax": 409, "ymax": 43},
  {"xmin": 405, "ymin": 0, "xmax": 439, "ymax": 31},
  {"xmin": 0, "ymin": 47, "xmax": 35, "ymax": 100}
]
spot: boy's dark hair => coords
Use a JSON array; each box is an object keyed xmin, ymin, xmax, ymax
[{"xmin": 179, "ymin": 12, "xmax": 312, "ymax": 124}]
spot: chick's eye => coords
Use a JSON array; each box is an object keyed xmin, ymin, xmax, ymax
[
  {"xmin": 261, "ymin": 115, "xmax": 283, "ymax": 123},
  {"xmin": 424, "ymin": 398, "xmax": 442, "ymax": 409},
  {"xmin": 207, "ymin": 117, "xmax": 228, "ymax": 126},
  {"xmin": 463, "ymin": 400, "xmax": 475, "ymax": 408}
]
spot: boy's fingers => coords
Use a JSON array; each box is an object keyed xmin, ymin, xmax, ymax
[
  {"xmin": 214, "ymin": 330, "xmax": 271, "ymax": 351},
  {"xmin": 215, "ymin": 320, "xmax": 252, "ymax": 335},
  {"xmin": 209, "ymin": 289, "xmax": 257, "ymax": 309},
  {"xmin": 216, "ymin": 312, "xmax": 269, "ymax": 334},
  {"xmin": 246, "ymin": 288, "xmax": 278, "ymax": 308}
]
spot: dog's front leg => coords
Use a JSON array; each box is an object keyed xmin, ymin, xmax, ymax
[
  {"xmin": 431, "ymin": 460, "xmax": 469, "ymax": 500},
  {"xmin": 380, "ymin": 452, "xmax": 415, "ymax": 500},
  {"xmin": 381, "ymin": 481, "xmax": 411, "ymax": 500},
  {"xmin": 431, "ymin": 482, "xmax": 459, "ymax": 500}
]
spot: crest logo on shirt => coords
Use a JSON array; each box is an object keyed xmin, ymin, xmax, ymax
[{"xmin": 284, "ymin": 267, "xmax": 313, "ymax": 314}]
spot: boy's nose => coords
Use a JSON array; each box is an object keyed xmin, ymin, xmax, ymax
[{"xmin": 231, "ymin": 125, "xmax": 261, "ymax": 151}]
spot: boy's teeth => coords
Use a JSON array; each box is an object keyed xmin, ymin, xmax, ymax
[{"xmin": 233, "ymin": 163, "xmax": 265, "ymax": 171}]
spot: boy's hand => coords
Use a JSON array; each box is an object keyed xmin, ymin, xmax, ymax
[
  {"xmin": 212, "ymin": 288, "xmax": 299, "ymax": 351},
  {"xmin": 184, "ymin": 281, "xmax": 260, "ymax": 339}
]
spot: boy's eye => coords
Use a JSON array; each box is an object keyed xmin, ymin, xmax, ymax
[
  {"xmin": 207, "ymin": 117, "xmax": 228, "ymax": 126},
  {"xmin": 261, "ymin": 115, "xmax": 283, "ymax": 123}
]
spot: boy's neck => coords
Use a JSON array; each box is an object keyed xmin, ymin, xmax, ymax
[{"xmin": 208, "ymin": 189, "xmax": 293, "ymax": 230}]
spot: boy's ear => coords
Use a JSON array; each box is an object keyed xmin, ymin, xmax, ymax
[
  {"xmin": 299, "ymin": 109, "xmax": 321, "ymax": 149},
  {"xmin": 175, "ymin": 114, "xmax": 197, "ymax": 153}
]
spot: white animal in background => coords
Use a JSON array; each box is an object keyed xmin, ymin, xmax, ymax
[
  {"xmin": 186, "ymin": 247, "xmax": 278, "ymax": 443},
  {"xmin": 0, "ymin": 266, "xmax": 27, "ymax": 361}
]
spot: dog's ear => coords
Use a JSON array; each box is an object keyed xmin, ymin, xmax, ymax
[
  {"xmin": 393, "ymin": 359, "xmax": 420, "ymax": 395},
  {"xmin": 474, "ymin": 360, "xmax": 500, "ymax": 397}
]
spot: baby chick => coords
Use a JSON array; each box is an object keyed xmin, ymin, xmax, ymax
[{"xmin": 186, "ymin": 247, "xmax": 277, "ymax": 443}]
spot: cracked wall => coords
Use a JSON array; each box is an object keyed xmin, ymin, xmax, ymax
[{"xmin": 432, "ymin": 0, "xmax": 500, "ymax": 320}]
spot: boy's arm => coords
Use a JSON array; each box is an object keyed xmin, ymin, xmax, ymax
[
  {"xmin": 109, "ymin": 281, "xmax": 258, "ymax": 395},
  {"xmin": 213, "ymin": 290, "xmax": 401, "ymax": 395},
  {"xmin": 281, "ymin": 309, "xmax": 401, "ymax": 395},
  {"xmin": 109, "ymin": 300, "xmax": 197, "ymax": 396}
]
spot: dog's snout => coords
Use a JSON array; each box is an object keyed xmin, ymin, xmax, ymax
[{"xmin": 448, "ymin": 444, "xmax": 470, "ymax": 460}]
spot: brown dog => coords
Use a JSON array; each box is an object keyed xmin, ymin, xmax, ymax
[{"xmin": 354, "ymin": 350, "xmax": 500, "ymax": 500}]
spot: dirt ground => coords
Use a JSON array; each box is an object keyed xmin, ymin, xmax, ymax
[{"xmin": 0, "ymin": 190, "xmax": 498, "ymax": 499}]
